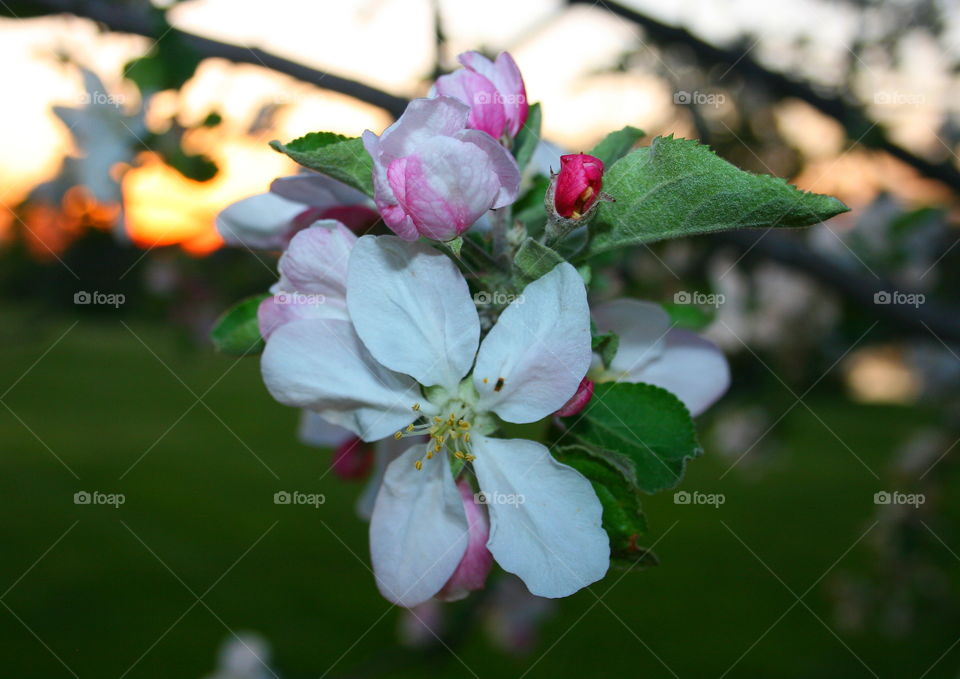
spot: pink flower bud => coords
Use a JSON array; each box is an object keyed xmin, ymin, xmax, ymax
[
  {"xmin": 555, "ymin": 378, "xmax": 594, "ymax": 417},
  {"xmin": 434, "ymin": 51, "xmax": 529, "ymax": 140},
  {"xmin": 436, "ymin": 478, "xmax": 493, "ymax": 601},
  {"xmin": 554, "ymin": 154, "xmax": 604, "ymax": 219},
  {"xmin": 363, "ymin": 97, "xmax": 520, "ymax": 242},
  {"xmin": 331, "ymin": 436, "xmax": 374, "ymax": 480}
]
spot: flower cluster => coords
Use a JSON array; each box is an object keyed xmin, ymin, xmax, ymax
[{"xmin": 215, "ymin": 51, "xmax": 731, "ymax": 608}]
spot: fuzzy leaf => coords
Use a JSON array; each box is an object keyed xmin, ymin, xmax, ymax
[
  {"xmin": 568, "ymin": 382, "xmax": 702, "ymax": 494},
  {"xmin": 210, "ymin": 295, "xmax": 268, "ymax": 356},
  {"xmin": 513, "ymin": 237, "xmax": 564, "ymax": 284},
  {"xmin": 588, "ymin": 125, "xmax": 644, "ymax": 167},
  {"xmin": 512, "ymin": 102, "xmax": 542, "ymax": 173},
  {"xmin": 589, "ymin": 135, "xmax": 849, "ymax": 254},
  {"xmin": 270, "ymin": 133, "xmax": 374, "ymax": 197}
]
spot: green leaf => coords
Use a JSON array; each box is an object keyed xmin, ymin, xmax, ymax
[
  {"xmin": 663, "ymin": 301, "xmax": 714, "ymax": 330},
  {"xmin": 591, "ymin": 327, "xmax": 619, "ymax": 370},
  {"xmin": 554, "ymin": 445, "xmax": 658, "ymax": 568},
  {"xmin": 588, "ymin": 125, "xmax": 644, "ymax": 167},
  {"xmin": 569, "ymin": 382, "xmax": 701, "ymax": 494},
  {"xmin": 270, "ymin": 133, "xmax": 374, "ymax": 196},
  {"xmin": 512, "ymin": 174, "xmax": 550, "ymax": 238},
  {"xmin": 210, "ymin": 294, "xmax": 268, "ymax": 356},
  {"xmin": 512, "ymin": 102, "xmax": 542, "ymax": 172},
  {"xmin": 124, "ymin": 32, "xmax": 200, "ymax": 92},
  {"xmin": 589, "ymin": 135, "xmax": 849, "ymax": 254},
  {"xmin": 513, "ymin": 237, "xmax": 563, "ymax": 284},
  {"xmin": 166, "ymin": 149, "xmax": 217, "ymax": 182}
]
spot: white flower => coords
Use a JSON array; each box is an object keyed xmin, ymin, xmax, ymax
[
  {"xmin": 216, "ymin": 173, "xmax": 377, "ymax": 250},
  {"xmin": 591, "ymin": 299, "xmax": 730, "ymax": 416},
  {"xmin": 260, "ymin": 235, "xmax": 609, "ymax": 606},
  {"xmin": 53, "ymin": 68, "xmax": 146, "ymax": 204}
]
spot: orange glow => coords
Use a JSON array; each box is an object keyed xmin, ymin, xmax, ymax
[
  {"xmin": 19, "ymin": 186, "xmax": 120, "ymax": 259},
  {"xmin": 123, "ymin": 139, "xmax": 295, "ymax": 255}
]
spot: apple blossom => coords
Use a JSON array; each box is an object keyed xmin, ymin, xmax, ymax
[
  {"xmin": 260, "ymin": 235, "xmax": 608, "ymax": 606},
  {"xmin": 216, "ymin": 173, "xmax": 378, "ymax": 250},
  {"xmin": 362, "ymin": 97, "xmax": 520, "ymax": 242},
  {"xmin": 434, "ymin": 51, "xmax": 529, "ymax": 141},
  {"xmin": 590, "ymin": 299, "xmax": 730, "ymax": 416}
]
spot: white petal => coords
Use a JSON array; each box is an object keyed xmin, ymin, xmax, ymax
[
  {"xmin": 261, "ymin": 319, "xmax": 428, "ymax": 441},
  {"xmin": 216, "ymin": 192, "xmax": 305, "ymax": 249},
  {"xmin": 471, "ymin": 436, "xmax": 609, "ymax": 597},
  {"xmin": 631, "ymin": 329, "xmax": 730, "ymax": 416},
  {"xmin": 347, "ymin": 235, "xmax": 479, "ymax": 391},
  {"xmin": 455, "ymin": 130, "xmax": 521, "ymax": 208},
  {"xmin": 275, "ymin": 221, "xmax": 356, "ymax": 301},
  {"xmin": 356, "ymin": 435, "xmax": 411, "ymax": 520},
  {"xmin": 592, "ymin": 299, "xmax": 670, "ymax": 375},
  {"xmin": 474, "ymin": 263, "xmax": 591, "ymax": 423},
  {"xmin": 376, "ymin": 97, "xmax": 471, "ymax": 159},
  {"xmin": 297, "ymin": 410, "xmax": 354, "ymax": 448},
  {"xmin": 369, "ymin": 446, "xmax": 468, "ymax": 606},
  {"xmin": 270, "ymin": 173, "xmax": 371, "ymax": 207}
]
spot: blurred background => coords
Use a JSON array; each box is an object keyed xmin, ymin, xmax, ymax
[{"xmin": 1, "ymin": 0, "xmax": 959, "ymax": 676}]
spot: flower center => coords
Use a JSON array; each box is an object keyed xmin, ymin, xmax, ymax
[{"xmin": 394, "ymin": 401, "xmax": 476, "ymax": 470}]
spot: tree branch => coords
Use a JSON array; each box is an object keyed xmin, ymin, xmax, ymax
[
  {"xmin": 27, "ymin": 0, "xmax": 410, "ymax": 119},
  {"xmin": 713, "ymin": 230, "xmax": 960, "ymax": 343},
  {"xmin": 570, "ymin": 0, "xmax": 960, "ymax": 193}
]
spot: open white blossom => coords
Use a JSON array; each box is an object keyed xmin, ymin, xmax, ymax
[{"xmin": 260, "ymin": 234, "xmax": 609, "ymax": 606}]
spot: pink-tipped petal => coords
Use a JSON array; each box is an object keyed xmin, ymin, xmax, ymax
[{"xmin": 437, "ymin": 478, "xmax": 493, "ymax": 601}]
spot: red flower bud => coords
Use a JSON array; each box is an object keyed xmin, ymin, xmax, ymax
[
  {"xmin": 555, "ymin": 378, "xmax": 594, "ymax": 417},
  {"xmin": 331, "ymin": 436, "xmax": 374, "ymax": 480},
  {"xmin": 554, "ymin": 154, "xmax": 604, "ymax": 219}
]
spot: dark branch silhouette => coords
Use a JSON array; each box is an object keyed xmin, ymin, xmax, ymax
[
  {"xmin": 28, "ymin": 0, "xmax": 410, "ymax": 118},
  {"xmin": 569, "ymin": 0, "xmax": 960, "ymax": 193}
]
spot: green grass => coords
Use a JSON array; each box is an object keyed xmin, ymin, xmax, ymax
[{"xmin": 0, "ymin": 311, "xmax": 957, "ymax": 678}]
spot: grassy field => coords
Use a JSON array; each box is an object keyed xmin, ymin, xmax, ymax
[{"xmin": 1, "ymin": 309, "xmax": 957, "ymax": 678}]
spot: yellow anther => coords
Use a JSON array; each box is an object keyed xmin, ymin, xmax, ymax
[
  {"xmin": 412, "ymin": 402, "xmax": 421, "ymax": 411},
  {"xmin": 427, "ymin": 450, "xmax": 434, "ymax": 459},
  {"xmin": 393, "ymin": 431, "xmax": 403, "ymax": 440},
  {"xmin": 464, "ymin": 433, "xmax": 471, "ymax": 443},
  {"xmin": 433, "ymin": 416, "xmax": 442, "ymax": 423},
  {"xmin": 406, "ymin": 423, "xmax": 415, "ymax": 432},
  {"xmin": 465, "ymin": 454, "xmax": 476, "ymax": 462},
  {"xmin": 414, "ymin": 460, "xmax": 423, "ymax": 470},
  {"xmin": 434, "ymin": 443, "xmax": 442, "ymax": 453},
  {"xmin": 454, "ymin": 451, "xmax": 465, "ymax": 459},
  {"xmin": 458, "ymin": 420, "xmax": 470, "ymax": 430}
]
